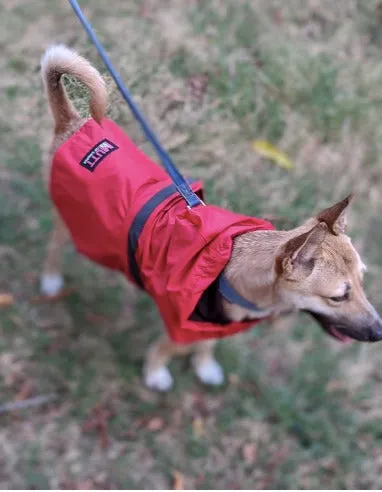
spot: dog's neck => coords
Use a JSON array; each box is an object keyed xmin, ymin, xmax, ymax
[{"xmin": 222, "ymin": 229, "xmax": 297, "ymax": 321}]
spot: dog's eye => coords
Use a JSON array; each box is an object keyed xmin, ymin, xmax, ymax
[{"xmin": 329, "ymin": 293, "xmax": 349, "ymax": 303}]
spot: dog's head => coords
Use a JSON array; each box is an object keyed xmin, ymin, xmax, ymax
[{"xmin": 275, "ymin": 195, "xmax": 382, "ymax": 342}]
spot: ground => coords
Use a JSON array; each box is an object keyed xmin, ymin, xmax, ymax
[{"xmin": 2, "ymin": 0, "xmax": 382, "ymax": 488}]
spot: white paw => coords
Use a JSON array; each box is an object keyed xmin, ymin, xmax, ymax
[
  {"xmin": 40, "ymin": 273, "xmax": 64, "ymax": 296},
  {"xmin": 144, "ymin": 367, "xmax": 173, "ymax": 392},
  {"xmin": 194, "ymin": 358, "xmax": 225, "ymax": 386}
]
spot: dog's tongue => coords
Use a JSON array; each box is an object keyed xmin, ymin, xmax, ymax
[{"xmin": 330, "ymin": 326, "xmax": 352, "ymax": 344}]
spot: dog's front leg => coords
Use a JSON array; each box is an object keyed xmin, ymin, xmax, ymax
[
  {"xmin": 144, "ymin": 335, "xmax": 224, "ymax": 391},
  {"xmin": 40, "ymin": 212, "xmax": 69, "ymax": 296},
  {"xmin": 191, "ymin": 339, "xmax": 224, "ymax": 386},
  {"xmin": 144, "ymin": 334, "xmax": 187, "ymax": 391}
]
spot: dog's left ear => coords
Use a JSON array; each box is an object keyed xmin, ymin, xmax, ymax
[{"xmin": 317, "ymin": 194, "xmax": 353, "ymax": 235}]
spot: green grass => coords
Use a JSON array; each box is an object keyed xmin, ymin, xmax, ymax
[{"xmin": 2, "ymin": 0, "xmax": 382, "ymax": 488}]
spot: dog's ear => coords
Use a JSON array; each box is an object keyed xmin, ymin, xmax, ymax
[
  {"xmin": 316, "ymin": 194, "xmax": 353, "ymax": 235},
  {"xmin": 277, "ymin": 223, "xmax": 328, "ymax": 277}
]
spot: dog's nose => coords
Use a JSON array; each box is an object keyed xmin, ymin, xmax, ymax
[{"xmin": 368, "ymin": 317, "xmax": 382, "ymax": 342}]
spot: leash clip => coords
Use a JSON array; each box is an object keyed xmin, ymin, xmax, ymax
[{"xmin": 187, "ymin": 199, "xmax": 206, "ymax": 210}]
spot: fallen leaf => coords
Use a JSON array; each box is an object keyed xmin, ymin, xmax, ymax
[
  {"xmin": 99, "ymin": 419, "xmax": 109, "ymax": 450},
  {"xmin": 326, "ymin": 379, "xmax": 345, "ymax": 392},
  {"xmin": 0, "ymin": 293, "xmax": 14, "ymax": 307},
  {"xmin": 258, "ymin": 446, "xmax": 290, "ymax": 488},
  {"xmin": 187, "ymin": 72, "xmax": 209, "ymax": 104},
  {"xmin": 0, "ymin": 246, "xmax": 21, "ymax": 260},
  {"xmin": 171, "ymin": 408, "xmax": 183, "ymax": 428},
  {"xmin": 320, "ymin": 456, "xmax": 337, "ymax": 471},
  {"xmin": 139, "ymin": 0, "xmax": 153, "ymax": 18},
  {"xmin": 192, "ymin": 417, "xmax": 205, "ymax": 438},
  {"xmin": 159, "ymin": 88, "xmax": 185, "ymax": 119},
  {"xmin": 165, "ymin": 133, "xmax": 189, "ymax": 151},
  {"xmin": 75, "ymin": 479, "xmax": 94, "ymax": 490},
  {"xmin": 195, "ymin": 473, "xmax": 206, "ymax": 487},
  {"xmin": 272, "ymin": 8, "xmax": 283, "ymax": 24},
  {"xmin": 9, "ymin": 315, "xmax": 22, "ymax": 326},
  {"xmin": 82, "ymin": 403, "xmax": 114, "ymax": 450},
  {"xmin": 242, "ymin": 443, "xmax": 257, "ymax": 464},
  {"xmin": 29, "ymin": 287, "xmax": 76, "ymax": 304},
  {"xmin": 228, "ymin": 373, "xmax": 240, "ymax": 385},
  {"xmin": 146, "ymin": 416, "xmax": 165, "ymax": 431},
  {"xmin": 15, "ymin": 380, "xmax": 33, "ymax": 401},
  {"xmin": 377, "ymin": 2, "xmax": 382, "ymax": 22},
  {"xmin": 252, "ymin": 140, "xmax": 294, "ymax": 170},
  {"xmin": 85, "ymin": 312, "xmax": 109, "ymax": 324},
  {"xmin": 172, "ymin": 470, "xmax": 184, "ymax": 490}
]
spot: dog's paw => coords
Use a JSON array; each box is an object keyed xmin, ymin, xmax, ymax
[
  {"xmin": 144, "ymin": 367, "xmax": 173, "ymax": 391},
  {"xmin": 40, "ymin": 273, "xmax": 64, "ymax": 296},
  {"xmin": 194, "ymin": 358, "xmax": 225, "ymax": 386}
]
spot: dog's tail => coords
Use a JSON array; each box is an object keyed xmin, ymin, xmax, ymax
[{"xmin": 41, "ymin": 44, "xmax": 107, "ymax": 131}]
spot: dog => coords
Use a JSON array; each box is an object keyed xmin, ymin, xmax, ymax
[{"xmin": 40, "ymin": 45, "xmax": 382, "ymax": 392}]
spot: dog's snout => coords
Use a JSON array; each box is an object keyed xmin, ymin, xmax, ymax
[
  {"xmin": 307, "ymin": 309, "xmax": 382, "ymax": 343},
  {"xmin": 367, "ymin": 317, "xmax": 382, "ymax": 342}
]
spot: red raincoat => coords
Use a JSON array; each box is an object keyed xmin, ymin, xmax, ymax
[{"xmin": 51, "ymin": 118, "xmax": 274, "ymax": 344}]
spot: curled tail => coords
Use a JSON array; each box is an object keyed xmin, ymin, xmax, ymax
[{"xmin": 41, "ymin": 44, "xmax": 107, "ymax": 131}]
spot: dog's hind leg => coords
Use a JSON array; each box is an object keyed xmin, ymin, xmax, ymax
[{"xmin": 40, "ymin": 212, "xmax": 69, "ymax": 296}]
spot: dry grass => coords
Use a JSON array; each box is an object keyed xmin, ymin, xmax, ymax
[{"xmin": 2, "ymin": 0, "xmax": 382, "ymax": 488}]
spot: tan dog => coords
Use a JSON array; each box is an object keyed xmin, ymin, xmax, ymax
[{"xmin": 40, "ymin": 45, "xmax": 382, "ymax": 392}]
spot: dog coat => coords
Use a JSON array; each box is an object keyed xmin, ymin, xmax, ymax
[{"xmin": 51, "ymin": 118, "xmax": 274, "ymax": 343}]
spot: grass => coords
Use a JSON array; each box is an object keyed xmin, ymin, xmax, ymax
[{"xmin": 2, "ymin": 0, "xmax": 382, "ymax": 488}]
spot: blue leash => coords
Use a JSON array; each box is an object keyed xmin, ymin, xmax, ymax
[
  {"xmin": 68, "ymin": 0, "xmax": 269, "ymax": 315},
  {"xmin": 68, "ymin": 0, "xmax": 203, "ymax": 209}
]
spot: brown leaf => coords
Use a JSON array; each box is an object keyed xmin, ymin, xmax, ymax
[
  {"xmin": 85, "ymin": 312, "xmax": 109, "ymax": 324},
  {"xmin": 0, "ymin": 293, "xmax": 14, "ymax": 307},
  {"xmin": 29, "ymin": 287, "xmax": 76, "ymax": 304},
  {"xmin": 9, "ymin": 315, "xmax": 22, "ymax": 326},
  {"xmin": 172, "ymin": 470, "xmax": 184, "ymax": 490},
  {"xmin": 326, "ymin": 379, "xmax": 345, "ymax": 392},
  {"xmin": 171, "ymin": 408, "xmax": 183, "ymax": 428},
  {"xmin": 99, "ymin": 419, "xmax": 109, "ymax": 450},
  {"xmin": 228, "ymin": 373, "xmax": 240, "ymax": 385},
  {"xmin": 242, "ymin": 443, "xmax": 257, "ymax": 464},
  {"xmin": 15, "ymin": 380, "xmax": 33, "ymax": 401},
  {"xmin": 0, "ymin": 246, "xmax": 21, "ymax": 260},
  {"xmin": 192, "ymin": 417, "xmax": 205, "ymax": 438},
  {"xmin": 159, "ymin": 87, "xmax": 185, "ymax": 119},
  {"xmin": 75, "ymin": 479, "xmax": 94, "ymax": 490},
  {"xmin": 46, "ymin": 339, "xmax": 70, "ymax": 355},
  {"xmin": 377, "ymin": 2, "xmax": 382, "ymax": 23},
  {"xmin": 320, "ymin": 456, "xmax": 337, "ymax": 471},
  {"xmin": 187, "ymin": 73, "xmax": 209, "ymax": 105},
  {"xmin": 139, "ymin": 0, "xmax": 153, "ymax": 18},
  {"xmin": 82, "ymin": 403, "xmax": 114, "ymax": 450},
  {"xmin": 272, "ymin": 8, "xmax": 283, "ymax": 24},
  {"xmin": 164, "ymin": 133, "xmax": 189, "ymax": 151},
  {"xmin": 146, "ymin": 416, "xmax": 165, "ymax": 431}
]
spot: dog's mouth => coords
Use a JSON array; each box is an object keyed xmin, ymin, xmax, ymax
[
  {"xmin": 304, "ymin": 311, "xmax": 352, "ymax": 343},
  {"xmin": 324, "ymin": 325, "xmax": 352, "ymax": 343}
]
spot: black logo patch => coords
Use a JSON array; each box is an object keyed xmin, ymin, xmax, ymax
[{"xmin": 80, "ymin": 139, "xmax": 119, "ymax": 172}]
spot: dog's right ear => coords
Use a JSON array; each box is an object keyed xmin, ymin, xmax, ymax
[
  {"xmin": 276, "ymin": 223, "xmax": 328, "ymax": 277},
  {"xmin": 316, "ymin": 194, "xmax": 353, "ymax": 235}
]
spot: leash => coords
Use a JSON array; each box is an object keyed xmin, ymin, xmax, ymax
[
  {"xmin": 68, "ymin": 0, "xmax": 203, "ymax": 209},
  {"xmin": 68, "ymin": 0, "xmax": 270, "ymax": 315}
]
